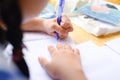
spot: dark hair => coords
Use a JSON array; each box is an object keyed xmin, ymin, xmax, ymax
[
  {"xmin": 0, "ymin": 0, "xmax": 29, "ymax": 78},
  {"xmin": 1, "ymin": 0, "xmax": 22, "ymax": 48}
]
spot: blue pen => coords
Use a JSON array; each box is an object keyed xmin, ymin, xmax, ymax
[{"xmin": 56, "ymin": 0, "xmax": 65, "ymax": 40}]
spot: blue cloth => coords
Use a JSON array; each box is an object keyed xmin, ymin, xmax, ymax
[{"xmin": 77, "ymin": 3, "xmax": 120, "ymax": 26}]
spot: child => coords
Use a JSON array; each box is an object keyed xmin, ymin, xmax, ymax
[{"xmin": 0, "ymin": 0, "xmax": 86, "ymax": 79}]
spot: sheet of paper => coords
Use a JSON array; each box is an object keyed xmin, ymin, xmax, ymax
[
  {"xmin": 4, "ymin": 36, "xmax": 120, "ymax": 80},
  {"xmin": 105, "ymin": 38, "xmax": 120, "ymax": 55},
  {"xmin": 77, "ymin": 41, "xmax": 120, "ymax": 80},
  {"xmin": 4, "ymin": 33, "xmax": 75, "ymax": 80},
  {"xmin": 24, "ymin": 36, "xmax": 75, "ymax": 80},
  {"xmin": 5, "ymin": 32, "xmax": 120, "ymax": 80},
  {"xmin": 23, "ymin": 32, "xmax": 52, "ymax": 42}
]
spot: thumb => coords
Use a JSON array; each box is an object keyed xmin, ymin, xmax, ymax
[
  {"xmin": 38, "ymin": 57, "xmax": 56, "ymax": 78},
  {"xmin": 38, "ymin": 57, "xmax": 49, "ymax": 69}
]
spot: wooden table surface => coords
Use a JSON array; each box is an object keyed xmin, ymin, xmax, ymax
[
  {"xmin": 70, "ymin": 24, "xmax": 120, "ymax": 46},
  {"xmin": 107, "ymin": 0, "xmax": 120, "ymax": 5}
]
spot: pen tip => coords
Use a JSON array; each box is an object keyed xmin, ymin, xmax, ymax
[{"xmin": 56, "ymin": 32, "xmax": 59, "ymax": 40}]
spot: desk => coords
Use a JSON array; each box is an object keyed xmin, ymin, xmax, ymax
[
  {"xmin": 70, "ymin": 24, "xmax": 120, "ymax": 46},
  {"xmin": 107, "ymin": 0, "xmax": 120, "ymax": 5},
  {"xmin": 49, "ymin": 0, "xmax": 120, "ymax": 46}
]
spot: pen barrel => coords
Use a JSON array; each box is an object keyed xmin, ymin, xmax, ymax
[
  {"xmin": 57, "ymin": 0, "xmax": 64, "ymax": 25},
  {"xmin": 57, "ymin": 16, "xmax": 62, "ymax": 25},
  {"xmin": 56, "ymin": 0, "xmax": 65, "ymax": 40}
]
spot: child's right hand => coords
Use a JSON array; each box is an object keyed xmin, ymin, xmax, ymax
[{"xmin": 42, "ymin": 14, "xmax": 73, "ymax": 39}]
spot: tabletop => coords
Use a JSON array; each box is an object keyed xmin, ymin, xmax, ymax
[{"xmin": 70, "ymin": 23, "xmax": 120, "ymax": 46}]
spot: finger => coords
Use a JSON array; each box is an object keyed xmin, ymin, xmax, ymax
[
  {"xmin": 60, "ymin": 21, "xmax": 73, "ymax": 32},
  {"xmin": 49, "ymin": 32, "xmax": 56, "ymax": 37},
  {"xmin": 59, "ymin": 33, "xmax": 68, "ymax": 39},
  {"xmin": 38, "ymin": 57, "xmax": 49, "ymax": 69},
  {"xmin": 56, "ymin": 43, "xmax": 64, "ymax": 50},
  {"xmin": 64, "ymin": 44, "xmax": 73, "ymax": 53},
  {"xmin": 73, "ymin": 48, "xmax": 80, "ymax": 55},
  {"xmin": 56, "ymin": 14, "xmax": 73, "ymax": 32},
  {"xmin": 50, "ymin": 31, "xmax": 68, "ymax": 39},
  {"xmin": 38, "ymin": 57, "xmax": 56, "ymax": 79},
  {"xmin": 60, "ymin": 16, "xmax": 71, "ymax": 25},
  {"xmin": 50, "ymin": 30, "xmax": 68, "ymax": 39},
  {"xmin": 64, "ymin": 44, "xmax": 72, "ymax": 50},
  {"xmin": 61, "ymin": 14, "xmax": 71, "ymax": 22},
  {"xmin": 51, "ymin": 24, "xmax": 67, "ymax": 34},
  {"xmin": 66, "ymin": 24, "xmax": 73, "ymax": 32},
  {"xmin": 60, "ymin": 19, "xmax": 71, "ymax": 29},
  {"xmin": 48, "ymin": 45, "xmax": 56, "ymax": 57}
]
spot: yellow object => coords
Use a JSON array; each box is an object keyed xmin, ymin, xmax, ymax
[
  {"xmin": 49, "ymin": 0, "xmax": 56, "ymax": 6},
  {"xmin": 106, "ymin": 0, "xmax": 120, "ymax": 5}
]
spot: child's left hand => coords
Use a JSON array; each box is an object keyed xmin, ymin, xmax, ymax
[{"xmin": 43, "ymin": 14, "xmax": 73, "ymax": 39}]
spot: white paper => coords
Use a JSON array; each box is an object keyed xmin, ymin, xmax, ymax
[
  {"xmin": 77, "ymin": 42, "xmax": 120, "ymax": 80},
  {"xmin": 24, "ymin": 39, "xmax": 120, "ymax": 80},
  {"xmin": 23, "ymin": 32, "xmax": 52, "ymax": 42},
  {"xmin": 24, "ymin": 36, "xmax": 75, "ymax": 80},
  {"xmin": 3, "ymin": 32, "xmax": 120, "ymax": 80},
  {"xmin": 105, "ymin": 38, "xmax": 120, "ymax": 55}
]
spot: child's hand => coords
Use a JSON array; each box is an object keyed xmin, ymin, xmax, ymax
[
  {"xmin": 43, "ymin": 14, "xmax": 73, "ymax": 39},
  {"xmin": 38, "ymin": 44, "xmax": 85, "ymax": 80},
  {"xmin": 21, "ymin": 14, "xmax": 73, "ymax": 39}
]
